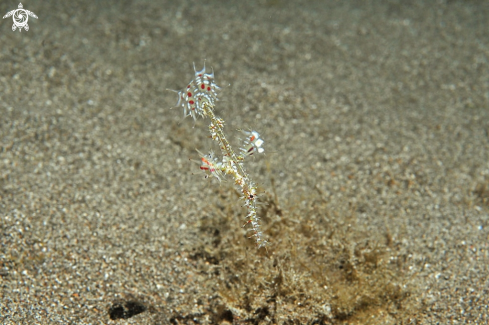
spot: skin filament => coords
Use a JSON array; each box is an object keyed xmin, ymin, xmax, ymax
[{"xmin": 172, "ymin": 64, "xmax": 267, "ymax": 248}]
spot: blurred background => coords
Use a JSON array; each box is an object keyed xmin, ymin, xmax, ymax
[{"xmin": 1, "ymin": 0, "xmax": 488, "ymax": 323}]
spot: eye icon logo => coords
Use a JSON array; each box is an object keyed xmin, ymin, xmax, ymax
[{"xmin": 3, "ymin": 3, "xmax": 38, "ymax": 32}]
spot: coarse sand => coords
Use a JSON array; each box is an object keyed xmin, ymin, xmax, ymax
[{"xmin": 1, "ymin": 0, "xmax": 488, "ymax": 324}]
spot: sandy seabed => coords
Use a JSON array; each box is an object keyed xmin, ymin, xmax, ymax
[{"xmin": 1, "ymin": 0, "xmax": 488, "ymax": 324}]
